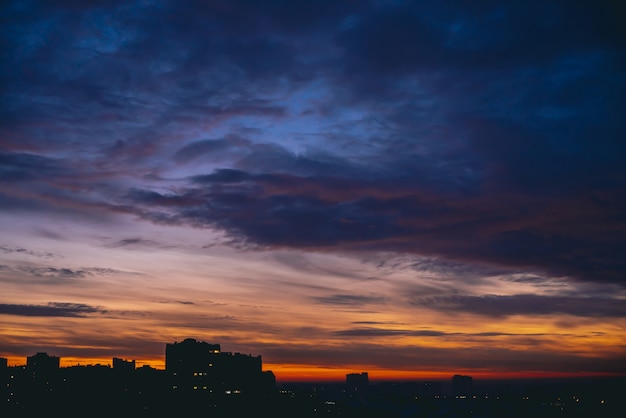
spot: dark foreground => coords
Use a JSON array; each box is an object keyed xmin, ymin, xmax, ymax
[{"xmin": 2, "ymin": 371, "xmax": 623, "ymax": 418}]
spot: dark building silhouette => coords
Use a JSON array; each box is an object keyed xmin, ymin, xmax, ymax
[
  {"xmin": 63, "ymin": 363, "xmax": 114, "ymax": 398},
  {"xmin": 26, "ymin": 352, "xmax": 60, "ymax": 393},
  {"xmin": 422, "ymin": 380, "xmax": 442, "ymax": 398},
  {"xmin": 113, "ymin": 357, "xmax": 135, "ymax": 372},
  {"xmin": 346, "ymin": 372, "xmax": 369, "ymax": 392},
  {"xmin": 261, "ymin": 369, "xmax": 276, "ymax": 390},
  {"xmin": 0, "ymin": 358, "xmax": 8, "ymax": 409},
  {"xmin": 452, "ymin": 374, "xmax": 473, "ymax": 398},
  {"xmin": 26, "ymin": 352, "xmax": 59, "ymax": 371},
  {"xmin": 165, "ymin": 338, "xmax": 269, "ymax": 395},
  {"xmin": 1, "ymin": 345, "xmax": 624, "ymax": 418}
]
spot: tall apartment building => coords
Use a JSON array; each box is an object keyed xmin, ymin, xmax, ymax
[
  {"xmin": 346, "ymin": 372, "xmax": 369, "ymax": 392},
  {"xmin": 165, "ymin": 338, "xmax": 269, "ymax": 394}
]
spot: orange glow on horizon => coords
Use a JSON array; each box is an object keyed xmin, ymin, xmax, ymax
[
  {"xmin": 3, "ymin": 356, "xmax": 165, "ymax": 370},
  {"xmin": 261, "ymin": 363, "xmax": 624, "ymax": 383},
  {"xmin": 3, "ymin": 355, "xmax": 623, "ymax": 383},
  {"xmin": 59, "ymin": 357, "xmax": 166, "ymax": 370}
]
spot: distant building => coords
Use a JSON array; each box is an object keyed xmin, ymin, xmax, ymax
[
  {"xmin": 26, "ymin": 352, "xmax": 60, "ymax": 393},
  {"xmin": 422, "ymin": 381, "xmax": 442, "ymax": 398},
  {"xmin": 165, "ymin": 338, "xmax": 267, "ymax": 394},
  {"xmin": 452, "ymin": 374, "xmax": 473, "ymax": 398},
  {"xmin": 26, "ymin": 352, "xmax": 60, "ymax": 371},
  {"xmin": 113, "ymin": 357, "xmax": 136, "ymax": 372},
  {"xmin": 63, "ymin": 363, "xmax": 112, "ymax": 394},
  {"xmin": 0, "ymin": 357, "xmax": 8, "ymax": 399},
  {"xmin": 261, "ymin": 370, "xmax": 276, "ymax": 391},
  {"xmin": 346, "ymin": 372, "xmax": 369, "ymax": 392}
]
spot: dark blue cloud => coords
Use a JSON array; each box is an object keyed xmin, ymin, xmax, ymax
[
  {"xmin": 312, "ymin": 294, "xmax": 387, "ymax": 307},
  {"xmin": 338, "ymin": 0, "xmax": 626, "ymax": 74},
  {"xmin": 414, "ymin": 294, "xmax": 626, "ymax": 317},
  {"xmin": 2, "ymin": 0, "xmax": 625, "ymax": 290},
  {"xmin": 108, "ymin": 238, "xmax": 163, "ymax": 249},
  {"xmin": 332, "ymin": 327, "xmax": 555, "ymax": 338},
  {"xmin": 257, "ymin": 340, "xmax": 626, "ymax": 373},
  {"xmin": 123, "ymin": 158, "xmax": 626, "ymax": 285},
  {"xmin": 0, "ymin": 152, "xmax": 67, "ymax": 182},
  {"xmin": 174, "ymin": 138, "xmax": 244, "ymax": 163},
  {"xmin": 0, "ymin": 302, "xmax": 106, "ymax": 317}
]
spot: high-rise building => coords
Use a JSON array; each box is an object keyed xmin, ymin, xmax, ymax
[
  {"xmin": 165, "ymin": 338, "xmax": 265, "ymax": 394},
  {"xmin": 346, "ymin": 372, "xmax": 369, "ymax": 392},
  {"xmin": 26, "ymin": 352, "xmax": 60, "ymax": 371},
  {"xmin": 26, "ymin": 352, "xmax": 60, "ymax": 393}
]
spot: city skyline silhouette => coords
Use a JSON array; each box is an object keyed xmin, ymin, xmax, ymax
[{"xmin": 2, "ymin": 338, "xmax": 623, "ymax": 417}]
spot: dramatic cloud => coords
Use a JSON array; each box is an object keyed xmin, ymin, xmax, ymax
[
  {"xmin": 123, "ymin": 163, "xmax": 626, "ymax": 285},
  {"xmin": 2, "ymin": 0, "xmax": 624, "ymax": 288}
]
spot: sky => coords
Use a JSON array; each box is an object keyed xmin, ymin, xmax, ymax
[{"xmin": 1, "ymin": 0, "xmax": 625, "ymax": 382}]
